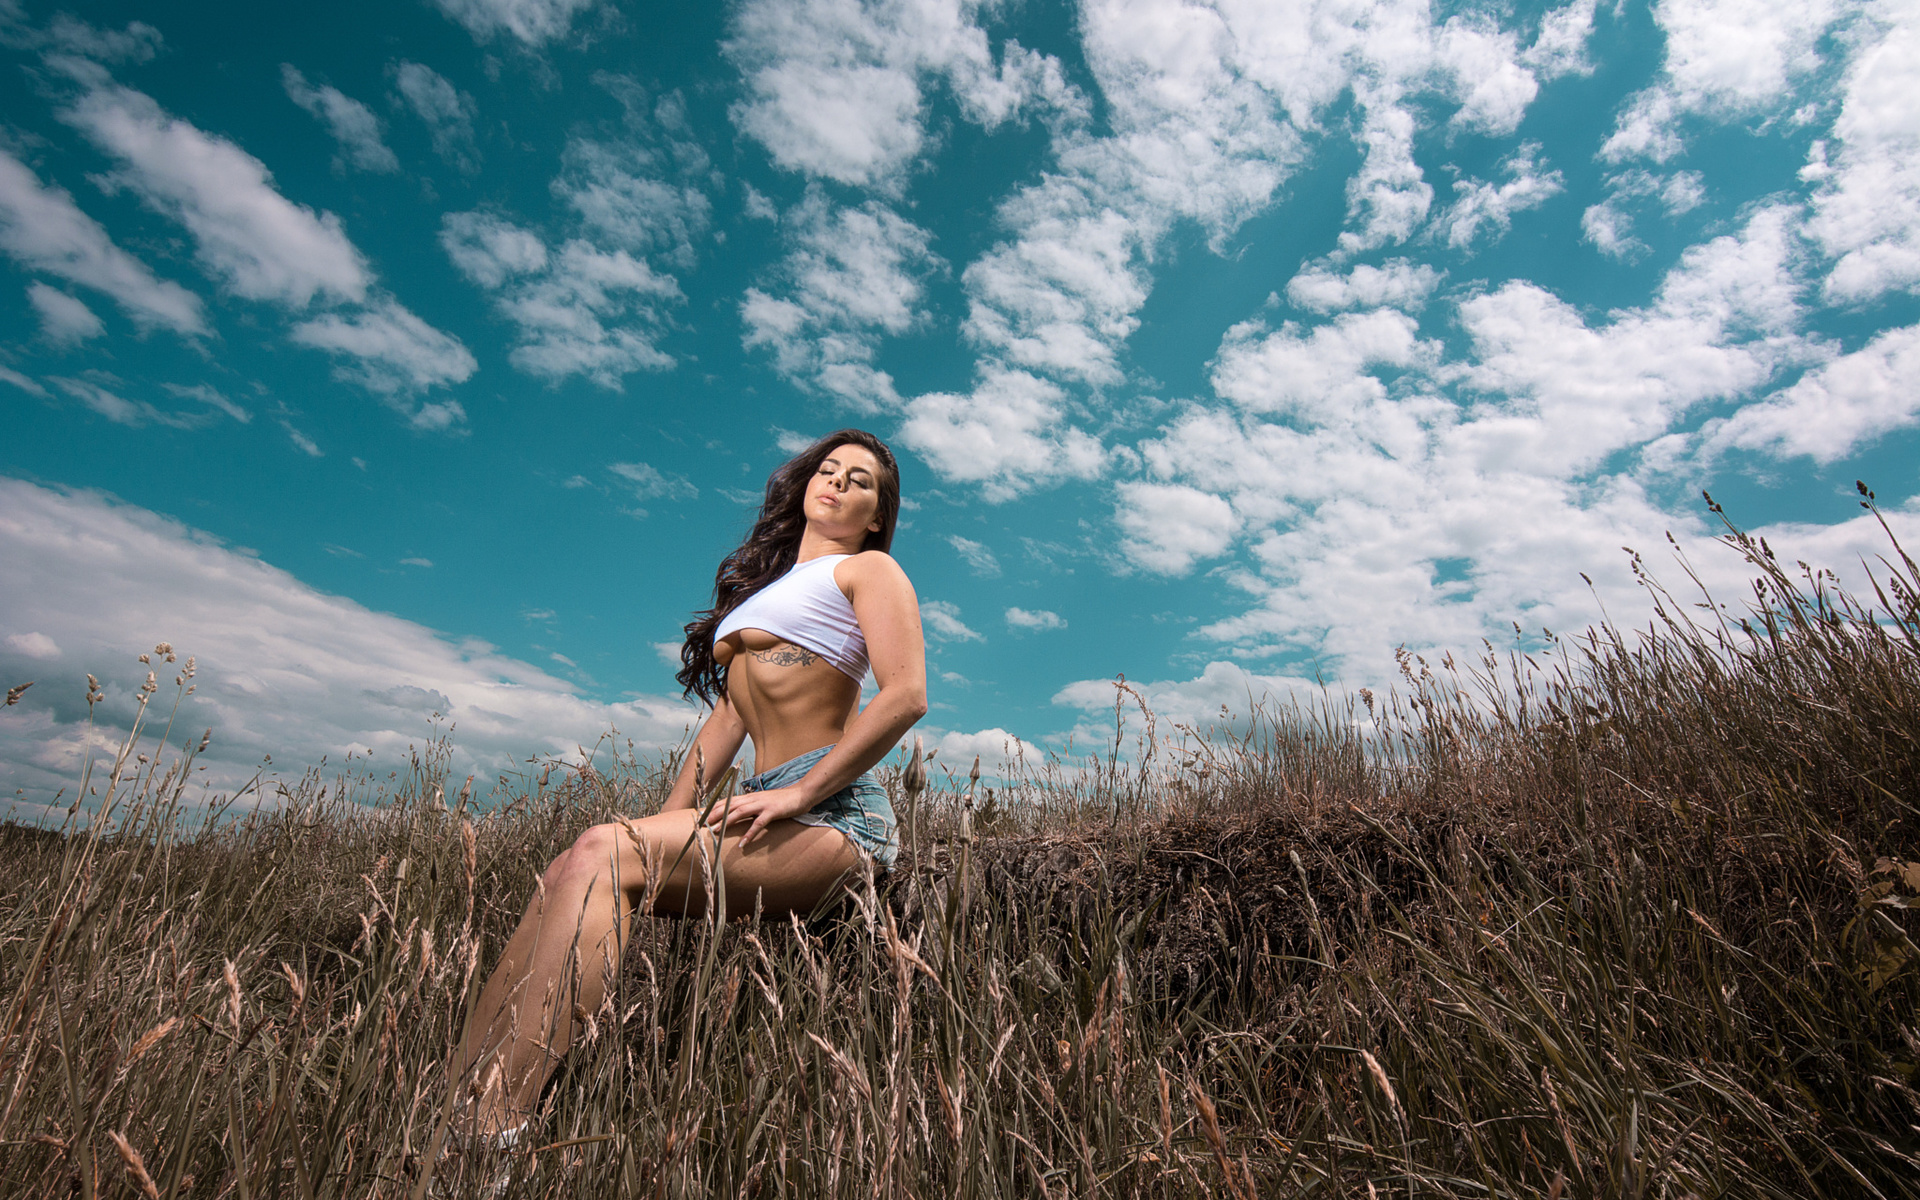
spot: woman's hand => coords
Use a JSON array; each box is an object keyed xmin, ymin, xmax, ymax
[{"xmin": 706, "ymin": 784, "xmax": 815, "ymax": 849}]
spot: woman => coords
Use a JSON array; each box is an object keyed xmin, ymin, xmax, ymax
[{"xmin": 445, "ymin": 428, "xmax": 926, "ymax": 1146}]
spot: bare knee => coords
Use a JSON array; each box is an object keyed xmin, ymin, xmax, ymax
[{"xmin": 543, "ymin": 823, "xmax": 623, "ymax": 890}]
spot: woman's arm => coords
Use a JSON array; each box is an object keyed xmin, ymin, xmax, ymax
[
  {"xmin": 718, "ymin": 551, "xmax": 927, "ymax": 848},
  {"xmin": 660, "ymin": 696, "xmax": 748, "ymax": 812}
]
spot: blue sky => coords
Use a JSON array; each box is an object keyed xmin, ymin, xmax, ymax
[{"xmin": 4, "ymin": 0, "xmax": 1918, "ymax": 809}]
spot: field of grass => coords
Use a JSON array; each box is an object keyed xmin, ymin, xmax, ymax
[{"xmin": 3, "ymin": 498, "xmax": 1918, "ymax": 1199}]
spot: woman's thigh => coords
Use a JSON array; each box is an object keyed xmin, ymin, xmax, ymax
[{"xmin": 614, "ymin": 808, "xmax": 861, "ymax": 918}]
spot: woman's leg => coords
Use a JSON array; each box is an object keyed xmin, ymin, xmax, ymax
[{"xmin": 448, "ymin": 807, "xmax": 859, "ymax": 1133}]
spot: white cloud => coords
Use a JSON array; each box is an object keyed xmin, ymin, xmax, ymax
[
  {"xmin": 1114, "ymin": 481, "xmax": 1238, "ymax": 575},
  {"xmin": 0, "ymin": 367, "xmax": 47, "ymax": 397},
  {"xmin": 34, "ymin": 14, "xmax": 164, "ymax": 64},
  {"xmin": 1339, "ymin": 94, "xmax": 1434, "ymax": 254},
  {"xmin": 947, "ymin": 535, "xmax": 1000, "ymax": 577},
  {"xmin": 1118, "ymin": 205, "xmax": 1831, "ymax": 686},
  {"xmin": 898, "ymin": 367, "xmax": 1106, "ymax": 501},
  {"xmin": 0, "ymin": 147, "xmax": 206, "ymax": 335},
  {"xmin": 1581, "ymin": 168, "xmax": 1708, "ymax": 258},
  {"xmin": 1211, "ymin": 307, "xmax": 1438, "ymax": 426},
  {"xmin": 741, "ymin": 192, "xmax": 941, "ymax": 408},
  {"xmin": 558, "ymin": 134, "xmax": 711, "ymax": 270},
  {"xmin": 609, "ymin": 461, "xmax": 698, "ymax": 502},
  {"xmin": 1705, "ymin": 323, "xmax": 1920, "ymax": 463},
  {"xmin": 49, "ymin": 375, "xmax": 243, "ymax": 430},
  {"xmin": 1004, "ymin": 606, "xmax": 1064, "ymax": 631},
  {"xmin": 431, "ymin": 0, "xmax": 598, "ymax": 45},
  {"xmin": 1804, "ymin": 3, "xmax": 1920, "ymax": 302},
  {"xmin": 27, "ymin": 281, "xmax": 103, "ymax": 345},
  {"xmin": 1454, "ymin": 205, "xmax": 1807, "ymax": 476},
  {"xmin": 1520, "ymin": 0, "xmax": 1601, "ymax": 79},
  {"xmin": 919, "ymin": 599, "xmax": 982, "ymax": 642},
  {"xmin": 443, "ymin": 218, "xmax": 681, "ymax": 389},
  {"xmin": 1053, "ymin": 660, "xmax": 1320, "ymax": 728},
  {"xmin": 440, "ymin": 116, "xmax": 705, "ymax": 390},
  {"xmin": 1286, "ymin": 258, "xmax": 1440, "ymax": 314},
  {"xmin": 499, "ymin": 242, "xmax": 680, "ymax": 387},
  {"xmin": 57, "ymin": 66, "xmax": 371, "ymax": 308},
  {"xmin": 3, "ymin": 631, "xmax": 61, "ymax": 660},
  {"xmin": 391, "ymin": 61, "xmax": 480, "ymax": 174},
  {"xmin": 161, "ymin": 382, "xmax": 250, "ymax": 424},
  {"xmin": 923, "ymin": 726, "xmax": 1038, "ymax": 777},
  {"xmin": 288, "ymin": 298, "xmax": 477, "ymax": 409},
  {"xmin": 0, "ymin": 478, "xmax": 699, "ymax": 803},
  {"xmin": 1431, "ymin": 143, "xmax": 1563, "ymax": 250},
  {"xmin": 440, "ymin": 211, "xmax": 548, "ymax": 288},
  {"xmin": 1601, "ymin": 0, "xmax": 1841, "ymax": 163},
  {"xmin": 725, "ymin": 0, "xmax": 1072, "ymax": 191},
  {"xmin": 281, "ymin": 64, "xmax": 398, "ymax": 174}
]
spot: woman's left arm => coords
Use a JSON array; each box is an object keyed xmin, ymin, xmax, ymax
[{"xmin": 722, "ymin": 551, "xmax": 928, "ymax": 848}]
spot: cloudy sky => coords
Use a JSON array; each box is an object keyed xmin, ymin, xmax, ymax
[{"xmin": 4, "ymin": 0, "xmax": 1918, "ymax": 810}]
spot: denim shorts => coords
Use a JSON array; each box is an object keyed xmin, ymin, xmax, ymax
[{"xmin": 742, "ymin": 744, "xmax": 898, "ymax": 870}]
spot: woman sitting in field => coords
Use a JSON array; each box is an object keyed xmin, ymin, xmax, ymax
[{"xmin": 444, "ymin": 428, "xmax": 927, "ymax": 1149}]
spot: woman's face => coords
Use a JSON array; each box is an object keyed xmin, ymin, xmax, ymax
[{"xmin": 804, "ymin": 443, "xmax": 886, "ymax": 544}]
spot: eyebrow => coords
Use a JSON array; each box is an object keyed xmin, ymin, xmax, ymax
[{"xmin": 821, "ymin": 457, "xmax": 874, "ymax": 478}]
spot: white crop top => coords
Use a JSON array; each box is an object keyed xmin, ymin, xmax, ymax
[{"xmin": 713, "ymin": 554, "xmax": 869, "ymax": 682}]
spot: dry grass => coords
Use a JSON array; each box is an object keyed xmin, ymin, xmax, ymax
[{"xmin": 2, "ymin": 497, "xmax": 1918, "ymax": 1198}]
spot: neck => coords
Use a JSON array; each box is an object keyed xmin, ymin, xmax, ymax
[{"xmin": 795, "ymin": 527, "xmax": 866, "ymax": 562}]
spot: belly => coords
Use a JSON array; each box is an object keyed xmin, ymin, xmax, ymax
[{"xmin": 719, "ymin": 632, "xmax": 862, "ymax": 768}]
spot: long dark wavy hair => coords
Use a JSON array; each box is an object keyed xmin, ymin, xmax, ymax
[{"xmin": 677, "ymin": 429, "xmax": 901, "ymax": 703}]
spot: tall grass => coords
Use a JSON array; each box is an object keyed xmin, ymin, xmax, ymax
[{"xmin": 2, "ymin": 499, "xmax": 1917, "ymax": 1198}]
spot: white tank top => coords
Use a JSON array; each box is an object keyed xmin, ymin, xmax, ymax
[{"xmin": 713, "ymin": 554, "xmax": 869, "ymax": 682}]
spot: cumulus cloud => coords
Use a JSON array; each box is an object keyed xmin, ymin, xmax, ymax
[
  {"xmin": 56, "ymin": 64, "xmax": 371, "ymax": 308},
  {"xmin": 1114, "ymin": 481, "xmax": 1238, "ymax": 576},
  {"xmin": 0, "ymin": 148, "xmax": 206, "ymax": 336},
  {"xmin": 287, "ymin": 298, "xmax": 478, "ymax": 415},
  {"xmin": 442, "ymin": 215, "xmax": 681, "ymax": 388},
  {"xmin": 741, "ymin": 192, "xmax": 941, "ymax": 408},
  {"xmin": 1601, "ymin": 0, "xmax": 1840, "ymax": 163},
  {"xmin": 558, "ymin": 131, "xmax": 711, "ymax": 271},
  {"xmin": 947, "ymin": 535, "xmax": 999, "ymax": 577},
  {"xmin": 1581, "ymin": 168, "xmax": 1708, "ymax": 258},
  {"xmin": 391, "ymin": 61, "xmax": 480, "ymax": 174},
  {"xmin": 1286, "ymin": 259, "xmax": 1441, "ymax": 314},
  {"xmin": 1004, "ymin": 606, "xmax": 1064, "ymax": 632},
  {"xmin": 923, "ymin": 726, "xmax": 1039, "ymax": 776},
  {"xmin": 919, "ymin": 600, "xmax": 982, "ymax": 642},
  {"xmin": 725, "ymin": 0, "xmax": 1074, "ymax": 191},
  {"xmin": 439, "ymin": 104, "xmax": 707, "ymax": 389},
  {"xmin": 1430, "ymin": 143, "xmax": 1563, "ymax": 250},
  {"xmin": 1053, "ymin": 660, "xmax": 1321, "ymax": 729},
  {"xmin": 1212, "ymin": 306, "xmax": 1439, "ymax": 426},
  {"xmin": 281, "ymin": 64, "xmax": 398, "ymax": 174},
  {"xmin": 609, "ymin": 461, "xmax": 698, "ymax": 503},
  {"xmin": 898, "ymin": 367, "xmax": 1106, "ymax": 501},
  {"xmin": 1803, "ymin": 3, "xmax": 1920, "ymax": 302},
  {"xmin": 0, "ymin": 478, "xmax": 699, "ymax": 804},
  {"xmin": 431, "ymin": 0, "xmax": 598, "ymax": 45},
  {"xmin": 440, "ymin": 211, "xmax": 547, "ymax": 288},
  {"xmin": 27, "ymin": 281, "xmax": 103, "ymax": 345},
  {"xmin": 1109, "ymin": 204, "xmax": 1830, "ymax": 687},
  {"xmin": 1704, "ymin": 323, "xmax": 1920, "ymax": 463}
]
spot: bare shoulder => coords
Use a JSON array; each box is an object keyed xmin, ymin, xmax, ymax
[{"xmin": 834, "ymin": 550, "xmax": 915, "ymax": 596}]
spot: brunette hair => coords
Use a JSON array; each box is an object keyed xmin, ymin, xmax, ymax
[{"xmin": 677, "ymin": 429, "xmax": 900, "ymax": 703}]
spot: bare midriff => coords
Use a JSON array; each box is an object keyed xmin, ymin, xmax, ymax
[{"xmin": 714, "ymin": 628, "xmax": 861, "ymax": 773}]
